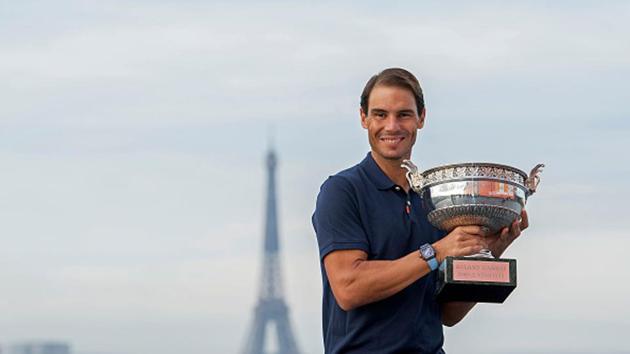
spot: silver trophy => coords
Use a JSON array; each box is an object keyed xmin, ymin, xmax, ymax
[{"xmin": 402, "ymin": 160, "xmax": 544, "ymax": 303}]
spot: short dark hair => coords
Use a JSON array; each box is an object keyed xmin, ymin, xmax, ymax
[{"xmin": 360, "ymin": 68, "xmax": 425, "ymax": 115}]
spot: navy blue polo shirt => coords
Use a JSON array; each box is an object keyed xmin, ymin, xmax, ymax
[{"xmin": 312, "ymin": 153, "xmax": 447, "ymax": 354}]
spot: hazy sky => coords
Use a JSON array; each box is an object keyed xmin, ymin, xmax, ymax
[{"xmin": 1, "ymin": 1, "xmax": 629, "ymax": 354}]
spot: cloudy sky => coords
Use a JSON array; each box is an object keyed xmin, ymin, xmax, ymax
[{"xmin": 1, "ymin": 1, "xmax": 629, "ymax": 353}]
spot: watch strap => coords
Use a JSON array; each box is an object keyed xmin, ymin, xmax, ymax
[{"xmin": 426, "ymin": 257, "xmax": 438, "ymax": 271}]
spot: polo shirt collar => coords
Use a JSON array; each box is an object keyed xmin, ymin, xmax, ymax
[{"xmin": 360, "ymin": 152, "xmax": 397, "ymax": 190}]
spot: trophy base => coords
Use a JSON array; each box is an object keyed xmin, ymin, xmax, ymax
[{"xmin": 436, "ymin": 256, "xmax": 517, "ymax": 303}]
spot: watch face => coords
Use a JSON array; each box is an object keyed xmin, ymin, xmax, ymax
[{"xmin": 420, "ymin": 244, "xmax": 435, "ymax": 259}]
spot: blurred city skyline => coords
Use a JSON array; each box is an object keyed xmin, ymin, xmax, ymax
[{"xmin": 2, "ymin": 1, "xmax": 629, "ymax": 354}]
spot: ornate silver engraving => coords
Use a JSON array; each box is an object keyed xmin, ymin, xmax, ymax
[
  {"xmin": 422, "ymin": 163, "xmax": 528, "ymax": 187},
  {"xmin": 404, "ymin": 161, "xmax": 544, "ymax": 235},
  {"xmin": 428, "ymin": 204, "xmax": 520, "ymax": 233}
]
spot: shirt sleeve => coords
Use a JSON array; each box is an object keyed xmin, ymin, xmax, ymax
[{"xmin": 312, "ymin": 175, "xmax": 370, "ymax": 260}]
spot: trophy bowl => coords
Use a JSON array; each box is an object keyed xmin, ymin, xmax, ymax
[
  {"xmin": 402, "ymin": 159, "xmax": 544, "ymax": 303},
  {"xmin": 402, "ymin": 161, "xmax": 544, "ymax": 234}
]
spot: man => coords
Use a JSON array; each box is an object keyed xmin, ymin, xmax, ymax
[{"xmin": 312, "ymin": 68, "xmax": 527, "ymax": 354}]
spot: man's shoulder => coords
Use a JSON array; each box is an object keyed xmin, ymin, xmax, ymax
[
  {"xmin": 320, "ymin": 162, "xmax": 366, "ymax": 192},
  {"xmin": 334, "ymin": 162, "xmax": 364, "ymax": 181}
]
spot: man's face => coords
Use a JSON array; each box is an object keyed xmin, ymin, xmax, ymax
[{"xmin": 360, "ymin": 84, "xmax": 425, "ymax": 163}]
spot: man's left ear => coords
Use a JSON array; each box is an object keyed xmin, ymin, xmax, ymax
[{"xmin": 417, "ymin": 108, "xmax": 426, "ymax": 129}]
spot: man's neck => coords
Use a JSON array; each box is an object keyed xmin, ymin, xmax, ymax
[{"xmin": 370, "ymin": 152, "xmax": 411, "ymax": 192}]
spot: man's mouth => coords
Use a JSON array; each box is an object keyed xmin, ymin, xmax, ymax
[{"xmin": 379, "ymin": 136, "xmax": 404, "ymax": 144}]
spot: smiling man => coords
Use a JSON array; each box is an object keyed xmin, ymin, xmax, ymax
[{"xmin": 312, "ymin": 68, "xmax": 527, "ymax": 354}]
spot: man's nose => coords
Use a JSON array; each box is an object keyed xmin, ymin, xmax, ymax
[{"xmin": 384, "ymin": 114, "xmax": 399, "ymax": 131}]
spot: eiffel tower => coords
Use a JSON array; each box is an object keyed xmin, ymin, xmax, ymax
[{"xmin": 241, "ymin": 148, "xmax": 301, "ymax": 354}]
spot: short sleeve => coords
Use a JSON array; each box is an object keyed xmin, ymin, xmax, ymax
[{"xmin": 312, "ymin": 175, "xmax": 369, "ymax": 260}]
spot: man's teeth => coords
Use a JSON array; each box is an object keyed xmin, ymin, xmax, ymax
[{"xmin": 381, "ymin": 137, "xmax": 402, "ymax": 142}]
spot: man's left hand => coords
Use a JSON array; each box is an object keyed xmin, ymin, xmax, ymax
[{"xmin": 486, "ymin": 209, "xmax": 529, "ymax": 258}]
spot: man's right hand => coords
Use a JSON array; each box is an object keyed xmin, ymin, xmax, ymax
[{"xmin": 432, "ymin": 225, "xmax": 489, "ymax": 262}]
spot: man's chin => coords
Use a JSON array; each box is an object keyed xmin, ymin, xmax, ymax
[
  {"xmin": 373, "ymin": 151, "xmax": 408, "ymax": 162},
  {"xmin": 384, "ymin": 156, "xmax": 405, "ymax": 162}
]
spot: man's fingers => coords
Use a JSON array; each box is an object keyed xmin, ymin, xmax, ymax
[
  {"xmin": 464, "ymin": 245, "xmax": 484, "ymax": 255},
  {"xmin": 456, "ymin": 225, "xmax": 489, "ymax": 236},
  {"xmin": 461, "ymin": 236, "xmax": 487, "ymax": 250},
  {"xmin": 457, "ymin": 237, "xmax": 486, "ymax": 256},
  {"xmin": 510, "ymin": 219, "xmax": 522, "ymax": 238},
  {"xmin": 499, "ymin": 227, "xmax": 510, "ymax": 241},
  {"xmin": 520, "ymin": 209, "xmax": 529, "ymax": 230}
]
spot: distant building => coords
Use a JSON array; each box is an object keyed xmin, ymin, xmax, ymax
[
  {"xmin": 241, "ymin": 149, "xmax": 301, "ymax": 354},
  {"xmin": 8, "ymin": 342, "xmax": 71, "ymax": 354}
]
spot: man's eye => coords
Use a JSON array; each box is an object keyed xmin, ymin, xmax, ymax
[{"xmin": 373, "ymin": 112, "xmax": 386, "ymax": 119}]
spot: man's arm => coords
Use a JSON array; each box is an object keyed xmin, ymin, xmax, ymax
[
  {"xmin": 440, "ymin": 210, "xmax": 529, "ymax": 326},
  {"xmin": 324, "ymin": 249, "xmax": 430, "ymax": 311},
  {"xmin": 324, "ymin": 225, "xmax": 488, "ymax": 311}
]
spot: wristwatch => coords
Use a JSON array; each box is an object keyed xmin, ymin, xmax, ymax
[{"xmin": 419, "ymin": 243, "xmax": 438, "ymax": 271}]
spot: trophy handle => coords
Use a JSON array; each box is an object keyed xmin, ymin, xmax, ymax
[
  {"xmin": 525, "ymin": 163, "xmax": 545, "ymax": 196},
  {"xmin": 401, "ymin": 159, "xmax": 425, "ymax": 192}
]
